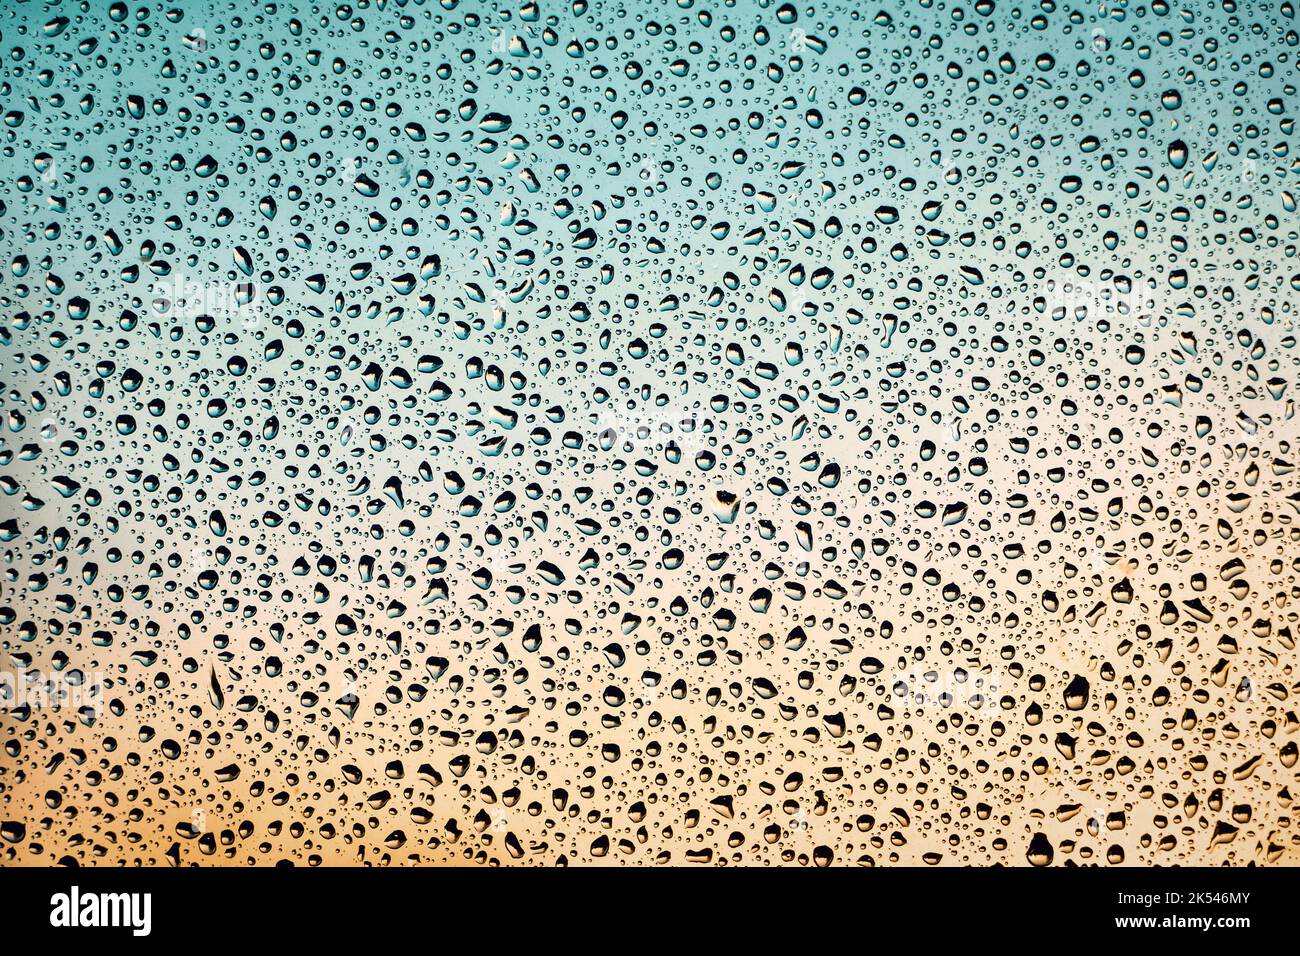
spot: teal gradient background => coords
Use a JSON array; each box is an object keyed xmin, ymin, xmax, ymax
[{"xmin": 0, "ymin": 0, "xmax": 1297, "ymax": 866}]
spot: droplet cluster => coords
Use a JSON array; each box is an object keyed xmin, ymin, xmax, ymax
[{"xmin": 1, "ymin": 0, "xmax": 1298, "ymax": 866}]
